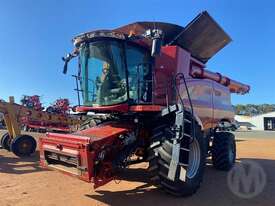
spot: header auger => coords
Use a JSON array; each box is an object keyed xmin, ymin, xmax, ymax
[{"xmin": 39, "ymin": 11, "xmax": 250, "ymax": 196}]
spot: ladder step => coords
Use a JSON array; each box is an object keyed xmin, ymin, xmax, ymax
[
  {"xmin": 161, "ymin": 105, "xmax": 178, "ymax": 116},
  {"xmin": 169, "ymin": 105, "xmax": 178, "ymax": 112},
  {"xmin": 150, "ymin": 141, "xmax": 161, "ymax": 149},
  {"xmin": 148, "ymin": 164, "xmax": 158, "ymax": 172},
  {"xmin": 184, "ymin": 133, "xmax": 191, "ymax": 138},
  {"xmin": 179, "ymin": 162, "xmax": 188, "ymax": 167},
  {"xmin": 184, "ymin": 119, "xmax": 191, "ymax": 124},
  {"xmin": 180, "ymin": 147, "xmax": 190, "ymax": 152},
  {"xmin": 159, "ymin": 171, "xmax": 168, "ymax": 178}
]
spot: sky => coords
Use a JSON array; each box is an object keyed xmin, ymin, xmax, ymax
[{"xmin": 0, "ymin": 0, "xmax": 274, "ymax": 106}]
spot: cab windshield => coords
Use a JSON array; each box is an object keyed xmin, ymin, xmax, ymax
[{"xmin": 80, "ymin": 39, "xmax": 151, "ymax": 106}]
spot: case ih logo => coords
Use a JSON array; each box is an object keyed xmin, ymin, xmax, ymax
[{"xmin": 227, "ymin": 160, "xmax": 266, "ymax": 199}]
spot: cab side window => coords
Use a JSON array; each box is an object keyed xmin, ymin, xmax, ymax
[{"xmin": 126, "ymin": 44, "xmax": 152, "ymax": 103}]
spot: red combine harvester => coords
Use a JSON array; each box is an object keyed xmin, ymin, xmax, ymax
[
  {"xmin": 20, "ymin": 96, "xmax": 72, "ymax": 133},
  {"xmin": 39, "ymin": 11, "xmax": 250, "ymax": 196}
]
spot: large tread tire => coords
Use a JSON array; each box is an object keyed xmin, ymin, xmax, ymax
[
  {"xmin": 148, "ymin": 113, "xmax": 206, "ymax": 197},
  {"xmin": 211, "ymin": 132, "xmax": 236, "ymax": 171},
  {"xmin": 10, "ymin": 135, "xmax": 37, "ymax": 157},
  {"xmin": 1, "ymin": 133, "xmax": 11, "ymax": 151},
  {"xmin": 0, "ymin": 133, "xmax": 6, "ymax": 147}
]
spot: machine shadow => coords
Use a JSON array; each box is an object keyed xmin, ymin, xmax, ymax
[
  {"xmin": 85, "ymin": 158, "xmax": 275, "ymax": 206},
  {"xmin": 0, "ymin": 150, "xmax": 48, "ymax": 174}
]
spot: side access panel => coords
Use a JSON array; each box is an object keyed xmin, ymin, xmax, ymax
[
  {"xmin": 181, "ymin": 79, "xmax": 214, "ymax": 130},
  {"xmin": 212, "ymin": 81, "xmax": 234, "ymax": 125}
]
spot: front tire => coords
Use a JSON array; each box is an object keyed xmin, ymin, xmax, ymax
[
  {"xmin": 211, "ymin": 132, "xmax": 236, "ymax": 171},
  {"xmin": 148, "ymin": 118, "xmax": 206, "ymax": 196}
]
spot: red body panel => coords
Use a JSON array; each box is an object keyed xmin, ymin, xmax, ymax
[
  {"xmin": 153, "ymin": 46, "xmax": 235, "ymax": 129},
  {"xmin": 76, "ymin": 122, "xmax": 132, "ymax": 138}
]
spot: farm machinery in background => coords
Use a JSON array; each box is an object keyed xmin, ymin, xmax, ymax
[
  {"xmin": 21, "ymin": 95, "xmax": 44, "ymax": 111},
  {"xmin": 46, "ymin": 98, "xmax": 70, "ymax": 114},
  {"xmin": 20, "ymin": 95, "xmax": 73, "ymax": 133},
  {"xmin": 0, "ymin": 96, "xmax": 82, "ymax": 157}
]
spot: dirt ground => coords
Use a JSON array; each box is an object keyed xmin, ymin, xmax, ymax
[{"xmin": 0, "ymin": 130, "xmax": 275, "ymax": 206}]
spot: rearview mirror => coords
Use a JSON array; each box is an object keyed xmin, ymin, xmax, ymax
[
  {"xmin": 62, "ymin": 54, "xmax": 71, "ymax": 74},
  {"xmin": 63, "ymin": 59, "xmax": 68, "ymax": 74},
  {"xmin": 145, "ymin": 29, "xmax": 162, "ymax": 57},
  {"xmin": 151, "ymin": 38, "xmax": 162, "ymax": 57},
  {"xmin": 143, "ymin": 29, "xmax": 163, "ymax": 56}
]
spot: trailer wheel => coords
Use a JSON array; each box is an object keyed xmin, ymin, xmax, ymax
[
  {"xmin": 211, "ymin": 132, "xmax": 236, "ymax": 171},
  {"xmin": 1, "ymin": 133, "xmax": 11, "ymax": 151},
  {"xmin": 10, "ymin": 135, "xmax": 37, "ymax": 157},
  {"xmin": 148, "ymin": 118, "xmax": 206, "ymax": 196}
]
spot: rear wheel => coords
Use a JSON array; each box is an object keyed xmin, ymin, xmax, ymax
[
  {"xmin": 1, "ymin": 133, "xmax": 11, "ymax": 151},
  {"xmin": 10, "ymin": 135, "xmax": 37, "ymax": 157},
  {"xmin": 148, "ymin": 116, "xmax": 206, "ymax": 196},
  {"xmin": 211, "ymin": 132, "xmax": 236, "ymax": 171}
]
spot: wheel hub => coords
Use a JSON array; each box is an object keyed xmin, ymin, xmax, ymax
[{"xmin": 186, "ymin": 138, "xmax": 201, "ymax": 178}]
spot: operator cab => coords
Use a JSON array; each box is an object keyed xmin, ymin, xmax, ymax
[{"xmin": 79, "ymin": 38, "xmax": 152, "ymax": 107}]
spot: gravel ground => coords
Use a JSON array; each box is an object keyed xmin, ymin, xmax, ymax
[
  {"xmin": 234, "ymin": 130, "xmax": 275, "ymax": 139},
  {"xmin": 0, "ymin": 130, "xmax": 275, "ymax": 206}
]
